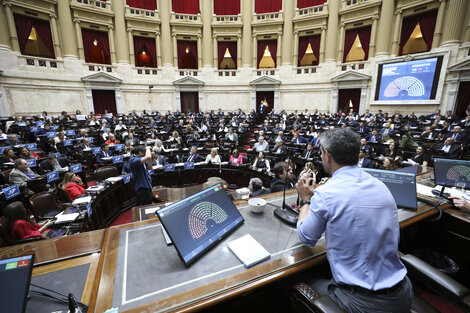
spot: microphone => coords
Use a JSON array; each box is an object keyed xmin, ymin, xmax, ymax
[{"xmin": 274, "ymin": 156, "xmax": 298, "ymax": 226}]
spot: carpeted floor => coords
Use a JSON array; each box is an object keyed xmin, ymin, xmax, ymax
[{"xmin": 109, "ymin": 209, "xmax": 132, "ymax": 227}]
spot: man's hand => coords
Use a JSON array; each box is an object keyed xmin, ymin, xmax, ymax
[
  {"xmin": 450, "ymin": 197, "xmax": 470, "ymax": 211},
  {"xmin": 296, "ymin": 170, "xmax": 315, "ymax": 201}
]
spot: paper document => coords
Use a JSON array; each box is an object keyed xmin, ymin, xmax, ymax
[
  {"xmin": 55, "ymin": 211, "xmax": 79, "ymax": 223},
  {"xmin": 72, "ymin": 196, "xmax": 92, "ymax": 205},
  {"xmin": 227, "ymin": 234, "xmax": 270, "ymax": 268},
  {"xmin": 106, "ymin": 177, "xmax": 123, "ymax": 182},
  {"xmin": 416, "ymin": 183, "xmax": 435, "ymax": 197}
]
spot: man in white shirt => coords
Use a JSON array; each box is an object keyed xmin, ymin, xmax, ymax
[{"xmin": 253, "ymin": 136, "xmax": 269, "ymax": 152}]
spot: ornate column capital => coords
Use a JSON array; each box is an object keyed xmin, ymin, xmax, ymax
[
  {"xmin": 155, "ymin": 31, "xmax": 160, "ymax": 36},
  {"xmin": 107, "ymin": 25, "xmax": 114, "ymax": 30},
  {"xmin": 321, "ymin": 26, "xmax": 327, "ymax": 31},
  {"xmin": 339, "ymin": 23, "xmax": 345, "ymax": 28},
  {"xmin": 372, "ymin": 15, "xmax": 379, "ymax": 21},
  {"xmin": 212, "ymin": 34, "xmax": 217, "ymax": 39},
  {"xmin": 196, "ymin": 34, "xmax": 202, "ymax": 38},
  {"xmin": 49, "ymin": 13, "xmax": 57, "ymax": 19},
  {"xmin": 73, "ymin": 18, "xmax": 80, "ymax": 24},
  {"xmin": 277, "ymin": 32, "xmax": 283, "ymax": 36},
  {"xmin": 395, "ymin": 9, "xmax": 403, "ymax": 15},
  {"xmin": 127, "ymin": 27, "xmax": 133, "ymax": 32},
  {"xmin": 236, "ymin": 34, "xmax": 242, "ymax": 39}
]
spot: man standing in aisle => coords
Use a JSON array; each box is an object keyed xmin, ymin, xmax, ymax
[
  {"xmin": 295, "ymin": 128, "xmax": 413, "ymax": 312},
  {"xmin": 129, "ymin": 145, "xmax": 153, "ymax": 206}
]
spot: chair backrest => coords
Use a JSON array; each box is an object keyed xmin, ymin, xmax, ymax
[
  {"xmin": 29, "ymin": 191, "xmax": 63, "ymax": 219},
  {"xmin": 56, "ymin": 187, "xmax": 71, "ymax": 203},
  {"xmin": 0, "ymin": 218, "xmax": 15, "ymax": 246},
  {"xmin": 2, "ymin": 168, "xmax": 12, "ymax": 184},
  {"xmin": 94, "ymin": 166, "xmax": 118, "ymax": 181}
]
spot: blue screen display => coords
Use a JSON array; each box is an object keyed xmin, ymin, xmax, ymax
[
  {"xmin": 377, "ymin": 57, "xmax": 439, "ymax": 101},
  {"xmin": 157, "ymin": 184, "xmax": 244, "ymax": 265},
  {"xmin": 434, "ymin": 158, "xmax": 470, "ymax": 188}
]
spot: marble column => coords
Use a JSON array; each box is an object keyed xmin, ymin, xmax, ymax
[
  {"xmin": 391, "ymin": 10, "xmax": 402, "ymax": 55},
  {"xmin": 74, "ymin": 19, "xmax": 85, "ymax": 60},
  {"xmin": 197, "ymin": 35, "xmax": 202, "ymax": 68},
  {"xmin": 319, "ymin": 27, "xmax": 326, "ymax": 63},
  {"xmin": 375, "ymin": 0, "xmax": 394, "ymax": 56},
  {"xmin": 57, "ymin": 0, "xmax": 78, "ymax": 58},
  {"xmin": 325, "ymin": 0, "xmax": 340, "ymax": 62},
  {"xmin": 432, "ymin": 0, "xmax": 447, "ymax": 49},
  {"xmin": 213, "ymin": 35, "xmax": 218, "ymax": 68},
  {"xmin": 111, "ymin": 0, "xmax": 129, "ymax": 63},
  {"xmin": 108, "ymin": 26, "xmax": 116, "ymax": 64},
  {"xmin": 4, "ymin": 3, "xmax": 19, "ymax": 52},
  {"xmin": 49, "ymin": 14, "xmax": 62, "ymax": 58},
  {"xmin": 292, "ymin": 31, "xmax": 299, "ymax": 66},
  {"xmin": 337, "ymin": 23, "xmax": 345, "ymax": 62},
  {"xmin": 368, "ymin": 16, "xmax": 378, "ymax": 58},
  {"xmin": 252, "ymin": 34, "xmax": 257, "ymax": 68},
  {"xmin": 159, "ymin": 0, "xmax": 173, "ymax": 66},
  {"xmin": 441, "ymin": 0, "xmax": 467, "ymax": 45},
  {"xmin": 281, "ymin": 0, "xmax": 294, "ymax": 65},
  {"xmin": 172, "ymin": 33, "xmax": 178, "ymax": 67},
  {"xmin": 241, "ymin": 0, "xmax": 253, "ymax": 67},
  {"xmin": 236, "ymin": 35, "xmax": 241, "ymax": 68},
  {"xmin": 0, "ymin": 4, "xmax": 11, "ymax": 50},
  {"xmin": 128, "ymin": 28, "xmax": 135, "ymax": 65},
  {"xmin": 276, "ymin": 33, "xmax": 282, "ymax": 67},
  {"xmin": 155, "ymin": 32, "xmax": 162, "ymax": 67},
  {"xmin": 201, "ymin": 0, "xmax": 212, "ymax": 67}
]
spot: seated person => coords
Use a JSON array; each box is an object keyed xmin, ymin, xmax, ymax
[
  {"xmin": 0, "ymin": 148, "xmax": 16, "ymax": 168},
  {"xmin": 96, "ymin": 144, "xmax": 113, "ymax": 164},
  {"xmin": 3, "ymin": 201, "xmax": 53, "ymax": 240},
  {"xmin": 105, "ymin": 134, "xmax": 119, "ymax": 146},
  {"xmin": 399, "ymin": 126, "xmax": 419, "ymax": 150},
  {"xmin": 224, "ymin": 128, "xmax": 239, "ymax": 145},
  {"xmin": 205, "ymin": 148, "xmax": 221, "ymax": 165},
  {"xmin": 248, "ymin": 177, "xmax": 269, "ymax": 197},
  {"xmin": 59, "ymin": 172, "xmax": 85, "ymax": 201},
  {"xmin": 356, "ymin": 122, "xmax": 369, "ymax": 135},
  {"xmin": 152, "ymin": 152, "xmax": 165, "ymax": 166},
  {"xmin": 9, "ymin": 158, "xmax": 38, "ymax": 195},
  {"xmin": 186, "ymin": 146, "xmax": 201, "ymax": 163},
  {"xmin": 6, "ymin": 133, "xmax": 23, "ymax": 146},
  {"xmin": 420, "ymin": 126, "xmax": 438, "ymax": 140},
  {"xmin": 78, "ymin": 138, "xmax": 93, "ymax": 152},
  {"xmin": 383, "ymin": 157, "xmax": 396, "ymax": 171},
  {"xmin": 125, "ymin": 132, "xmax": 139, "ymax": 145},
  {"xmin": 436, "ymin": 137, "xmax": 461, "ymax": 159},
  {"xmin": 358, "ymin": 149, "xmax": 374, "ymax": 168},
  {"xmin": 291, "ymin": 132, "xmax": 308, "ymax": 145},
  {"xmin": 359, "ymin": 138, "xmax": 372, "ymax": 157},
  {"xmin": 367, "ymin": 129, "xmax": 382, "ymax": 143},
  {"xmin": 272, "ymin": 140, "xmax": 287, "ymax": 156},
  {"xmin": 301, "ymin": 143, "xmax": 315, "ymax": 160},
  {"xmin": 252, "ymin": 151, "xmax": 271, "ymax": 171},
  {"xmin": 39, "ymin": 154, "xmax": 70, "ymax": 174},
  {"xmin": 18, "ymin": 147, "xmax": 39, "ymax": 159},
  {"xmin": 446, "ymin": 125, "xmax": 469, "ymax": 146},
  {"xmin": 270, "ymin": 161, "xmax": 296, "ymax": 193},
  {"xmin": 188, "ymin": 130, "xmax": 201, "ymax": 141},
  {"xmin": 272, "ymin": 131, "xmax": 285, "ymax": 144},
  {"xmin": 380, "ymin": 141, "xmax": 402, "ymax": 160},
  {"xmin": 0, "ymin": 129, "xmax": 7, "ymax": 140},
  {"xmin": 409, "ymin": 145, "xmax": 430, "ymax": 168},
  {"xmin": 152, "ymin": 139, "xmax": 166, "ymax": 154},
  {"xmin": 229, "ymin": 149, "xmax": 243, "ymax": 165},
  {"xmin": 253, "ymin": 136, "xmax": 269, "ymax": 152}
]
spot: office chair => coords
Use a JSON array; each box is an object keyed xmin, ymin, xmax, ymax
[
  {"xmin": 0, "ymin": 218, "xmax": 43, "ymax": 247},
  {"xmin": 289, "ymin": 254, "xmax": 470, "ymax": 313},
  {"xmin": 29, "ymin": 191, "xmax": 65, "ymax": 220},
  {"xmin": 94, "ymin": 166, "xmax": 118, "ymax": 181}
]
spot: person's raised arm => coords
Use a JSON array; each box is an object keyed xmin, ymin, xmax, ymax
[{"xmin": 141, "ymin": 146, "xmax": 152, "ymax": 170}]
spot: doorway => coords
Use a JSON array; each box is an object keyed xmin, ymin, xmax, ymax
[
  {"xmin": 256, "ymin": 91, "xmax": 274, "ymax": 123},
  {"xmin": 455, "ymin": 81, "xmax": 470, "ymax": 118},
  {"xmin": 338, "ymin": 89, "xmax": 361, "ymax": 113},
  {"xmin": 180, "ymin": 92, "xmax": 199, "ymax": 113},
  {"xmin": 92, "ymin": 90, "xmax": 117, "ymax": 115}
]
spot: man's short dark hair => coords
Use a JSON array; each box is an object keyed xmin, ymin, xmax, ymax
[
  {"xmin": 273, "ymin": 162, "xmax": 288, "ymax": 178},
  {"xmin": 134, "ymin": 145, "xmax": 145, "ymax": 155},
  {"xmin": 320, "ymin": 128, "xmax": 360, "ymax": 165},
  {"xmin": 47, "ymin": 153, "xmax": 57, "ymax": 160},
  {"xmin": 250, "ymin": 178, "xmax": 263, "ymax": 191}
]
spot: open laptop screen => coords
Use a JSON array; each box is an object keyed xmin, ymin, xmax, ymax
[
  {"xmin": 157, "ymin": 184, "xmax": 244, "ymax": 266},
  {"xmin": 0, "ymin": 254, "xmax": 34, "ymax": 313},
  {"xmin": 362, "ymin": 168, "xmax": 417, "ymax": 210},
  {"xmin": 434, "ymin": 158, "xmax": 470, "ymax": 188}
]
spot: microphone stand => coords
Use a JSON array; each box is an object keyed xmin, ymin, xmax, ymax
[{"xmin": 274, "ymin": 153, "xmax": 298, "ymax": 226}]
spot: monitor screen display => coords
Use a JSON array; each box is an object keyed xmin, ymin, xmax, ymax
[
  {"xmin": 362, "ymin": 169, "xmax": 417, "ymax": 210},
  {"xmin": 434, "ymin": 158, "xmax": 470, "ymax": 188},
  {"xmin": 157, "ymin": 184, "xmax": 244, "ymax": 266},
  {"xmin": 375, "ymin": 56, "xmax": 442, "ymax": 101},
  {"xmin": 0, "ymin": 254, "xmax": 34, "ymax": 313}
]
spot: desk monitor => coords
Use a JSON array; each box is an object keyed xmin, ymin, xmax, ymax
[
  {"xmin": 362, "ymin": 168, "xmax": 417, "ymax": 210},
  {"xmin": 0, "ymin": 254, "xmax": 34, "ymax": 313},
  {"xmin": 156, "ymin": 184, "xmax": 244, "ymax": 266},
  {"xmin": 434, "ymin": 158, "xmax": 470, "ymax": 188}
]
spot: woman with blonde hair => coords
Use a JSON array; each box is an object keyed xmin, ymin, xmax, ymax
[
  {"xmin": 59, "ymin": 172, "xmax": 85, "ymax": 201},
  {"xmin": 205, "ymin": 148, "xmax": 221, "ymax": 165}
]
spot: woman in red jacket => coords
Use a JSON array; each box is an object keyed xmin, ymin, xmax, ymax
[
  {"xmin": 3, "ymin": 202, "xmax": 52, "ymax": 240},
  {"xmin": 60, "ymin": 172, "xmax": 86, "ymax": 201}
]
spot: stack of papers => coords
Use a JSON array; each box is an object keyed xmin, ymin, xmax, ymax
[
  {"xmin": 72, "ymin": 196, "xmax": 92, "ymax": 205},
  {"xmin": 105, "ymin": 177, "xmax": 123, "ymax": 183},
  {"xmin": 55, "ymin": 211, "xmax": 79, "ymax": 224},
  {"xmin": 227, "ymin": 234, "xmax": 270, "ymax": 268}
]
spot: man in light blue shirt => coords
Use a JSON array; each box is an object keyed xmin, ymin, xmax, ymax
[{"xmin": 296, "ymin": 128, "xmax": 412, "ymax": 312}]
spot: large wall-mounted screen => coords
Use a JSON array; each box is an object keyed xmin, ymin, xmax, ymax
[{"xmin": 374, "ymin": 56, "xmax": 443, "ymax": 101}]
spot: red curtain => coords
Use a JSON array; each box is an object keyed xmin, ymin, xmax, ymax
[
  {"xmin": 343, "ymin": 26, "xmax": 371, "ymax": 62},
  {"xmin": 82, "ymin": 28, "xmax": 111, "ymax": 64},
  {"xmin": 255, "ymin": 0, "xmax": 282, "ymax": 13},
  {"xmin": 399, "ymin": 10, "xmax": 437, "ymax": 55},
  {"xmin": 172, "ymin": 0, "xmax": 200, "ymax": 14},
  {"xmin": 14, "ymin": 14, "xmax": 55, "ymax": 58},
  {"xmin": 126, "ymin": 0, "xmax": 157, "ymax": 10},
  {"xmin": 177, "ymin": 40, "xmax": 198, "ymax": 69},
  {"xmin": 92, "ymin": 90, "xmax": 117, "ymax": 115},
  {"xmin": 297, "ymin": 0, "xmax": 326, "ymax": 9},
  {"xmin": 133, "ymin": 36, "xmax": 156, "ymax": 67},
  {"xmin": 338, "ymin": 89, "xmax": 360, "ymax": 113},
  {"xmin": 456, "ymin": 82, "xmax": 470, "ymax": 118},
  {"xmin": 298, "ymin": 35, "xmax": 320, "ymax": 66},
  {"xmin": 217, "ymin": 41, "xmax": 237, "ymax": 69},
  {"xmin": 214, "ymin": 0, "xmax": 240, "ymax": 15},
  {"xmin": 257, "ymin": 39, "xmax": 277, "ymax": 68}
]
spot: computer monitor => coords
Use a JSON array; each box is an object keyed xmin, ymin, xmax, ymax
[
  {"xmin": 362, "ymin": 168, "xmax": 417, "ymax": 210},
  {"xmin": 0, "ymin": 254, "xmax": 34, "ymax": 313},
  {"xmin": 434, "ymin": 158, "xmax": 470, "ymax": 188},
  {"xmin": 156, "ymin": 184, "xmax": 244, "ymax": 266}
]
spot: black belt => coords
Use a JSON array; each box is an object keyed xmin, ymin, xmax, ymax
[{"xmin": 339, "ymin": 278, "xmax": 405, "ymax": 295}]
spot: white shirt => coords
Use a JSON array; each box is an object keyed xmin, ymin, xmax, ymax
[{"xmin": 205, "ymin": 154, "xmax": 221, "ymax": 165}]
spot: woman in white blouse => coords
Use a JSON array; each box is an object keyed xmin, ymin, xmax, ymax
[
  {"xmin": 252, "ymin": 151, "xmax": 271, "ymax": 171},
  {"xmin": 205, "ymin": 148, "xmax": 221, "ymax": 165}
]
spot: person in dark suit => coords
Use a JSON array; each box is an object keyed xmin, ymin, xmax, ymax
[
  {"xmin": 420, "ymin": 126, "xmax": 438, "ymax": 140},
  {"xmin": 186, "ymin": 146, "xmax": 201, "ymax": 163},
  {"xmin": 380, "ymin": 123, "xmax": 394, "ymax": 136},
  {"xmin": 6, "ymin": 134, "xmax": 23, "ymax": 146},
  {"xmin": 356, "ymin": 122, "xmax": 369, "ymax": 135},
  {"xmin": 301, "ymin": 143, "xmax": 315, "ymax": 160},
  {"xmin": 437, "ymin": 138, "xmax": 461, "ymax": 159},
  {"xmin": 291, "ymin": 132, "xmax": 308, "ymax": 145},
  {"xmin": 367, "ymin": 130, "xmax": 382, "ymax": 143},
  {"xmin": 248, "ymin": 177, "xmax": 269, "ymax": 197},
  {"xmin": 152, "ymin": 152, "xmax": 166, "ymax": 166},
  {"xmin": 270, "ymin": 162, "xmax": 297, "ymax": 193},
  {"xmin": 39, "ymin": 154, "xmax": 70, "ymax": 174},
  {"xmin": 96, "ymin": 144, "xmax": 113, "ymax": 164},
  {"xmin": 78, "ymin": 138, "xmax": 94, "ymax": 153},
  {"xmin": 446, "ymin": 126, "xmax": 469, "ymax": 146},
  {"xmin": 359, "ymin": 138, "xmax": 372, "ymax": 157},
  {"xmin": 358, "ymin": 149, "xmax": 374, "ymax": 168}
]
